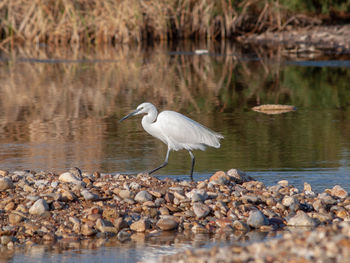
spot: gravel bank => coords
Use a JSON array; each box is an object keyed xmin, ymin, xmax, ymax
[{"xmin": 0, "ymin": 167, "xmax": 349, "ymax": 262}]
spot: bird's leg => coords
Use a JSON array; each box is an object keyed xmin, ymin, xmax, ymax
[
  {"xmin": 188, "ymin": 150, "xmax": 195, "ymax": 181},
  {"xmin": 148, "ymin": 148, "xmax": 170, "ymax": 175}
]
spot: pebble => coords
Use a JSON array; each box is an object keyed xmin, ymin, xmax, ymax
[
  {"xmin": 130, "ymin": 219, "xmax": 150, "ymax": 232},
  {"xmin": 59, "ymin": 172, "xmax": 82, "ymax": 185},
  {"xmin": 247, "ymin": 210, "xmax": 269, "ymax": 228},
  {"xmin": 29, "ymin": 199, "xmax": 49, "ymax": 216},
  {"xmin": 192, "ymin": 202, "xmax": 210, "ymax": 218},
  {"xmin": 134, "ymin": 191, "xmax": 153, "ymax": 203},
  {"xmin": 95, "ymin": 218, "xmax": 118, "ymax": 233},
  {"xmin": 81, "ymin": 189, "xmax": 99, "ymax": 201},
  {"xmin": 287, "ymin": 211, "xmax": 317, "ymax": 227},
  {"xmin": 0, "ymin": 177, "xmax": 14, "ymax": 191},
  {"xmin": 156, "ymin": 218, "xmax": 178, "ymax": 231},
  {"xmin": 0, "ymin": 166, "xmax": 350, "ymax": 257},
  {"xmin": 329, "ymin": 185, "xmax": 348, "ymax": 199}
]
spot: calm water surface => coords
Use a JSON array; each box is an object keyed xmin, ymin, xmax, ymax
[{"xmin": 0, "ymin": 43, "xmax": 350, "ymax": 262}]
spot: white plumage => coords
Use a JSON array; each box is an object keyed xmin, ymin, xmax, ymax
[{"xmin": 120, "ymin": 102, "xmax": 223, "ymax": 179}]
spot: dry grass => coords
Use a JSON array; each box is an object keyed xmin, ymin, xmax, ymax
[{"xmin": 0, "ymin": 0, "xmax": 324, "ymax": 46}]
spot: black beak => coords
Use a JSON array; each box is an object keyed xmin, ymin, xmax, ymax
[{"xmin": 119, "ymin": 108, "xmax": 141, "ymax": 122}]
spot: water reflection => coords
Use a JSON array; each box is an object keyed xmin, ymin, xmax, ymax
[
  {"xmin": 6, "ymin": 230, "xmax": 277, "ymax": 263},
  {"xmin": 0, "ymin": 44, "xmax": 349, "ymax": 193}
]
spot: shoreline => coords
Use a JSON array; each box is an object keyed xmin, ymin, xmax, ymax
[
  {"xmin": 237, "ymin": 24, "xmax": 350, "ymax": 56},
  {"xmin": 0, "ymin": 167, "xmax": 349, "ymax": 261}
]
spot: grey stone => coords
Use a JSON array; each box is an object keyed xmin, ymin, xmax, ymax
[
  {"xmin": 287, "ymin": 211, "xmax": 317, "ymax": 227},
  {"xmin": 247, "ymin": 210, "xmax": 269, "ymax": 228},
  {"xmin": 193, "ymin": 202, "xmax": 210, "ymax": 218},
  {"xmin": 134, "ymin": 190, "xmax": 153, "ymax": 203},
  {"xmin": 81, "ymin": 189, "xmax": 99, "ymax": 201},
  {"xmin": 0, "ymin": 177, "xmax": 14, "ymax": 191},
  {"xmin": 29, "ymin": 199, "xmax": 49, "ymax": 216}
]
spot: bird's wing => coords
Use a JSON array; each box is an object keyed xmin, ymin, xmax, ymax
[{"xmin": 156, "ymin": 111, "xmax": 223, "ymax": 151}]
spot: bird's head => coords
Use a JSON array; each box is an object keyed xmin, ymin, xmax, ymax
[{"xmin": 119, "ymin": 102, "xmax": 155, "ymax": 122}]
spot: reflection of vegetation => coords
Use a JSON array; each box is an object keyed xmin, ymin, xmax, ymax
[
  {"xmin": 0, "ymin": 45, "xmax": 349, "ymax": 174},
  {"xmin": 1, "ymin": 45, "xmax": 350, "ymax": 124}
]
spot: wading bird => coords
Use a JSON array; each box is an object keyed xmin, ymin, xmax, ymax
[{"xmin": 120, "ymin": 102, "xmax": 223, "ymax": 180}]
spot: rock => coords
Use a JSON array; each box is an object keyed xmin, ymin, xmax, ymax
[
  {"xmin": 119, "ymin": 189, "xmax": 133, "ymax": 199},
  {"xmin": 0, "ymin": 170, "xmax": 9, "ymax": 177},
  {"xmin": 318, "ymin": 193, "xmax": 337, "ymax": 205},
  {"xmin": 304, "ymin": 182, "xmax": 313, "ymax": 193},
  {"xmin": 134, "ymin": 191, "xmax": 153, "ymax": 203},
  {"xmin": 287, "ymin": 211, "xmax": 317, "ymax": 227},
  {"xmin": 9, "ymin": 213, "xmax": 24, "ymax": 224},
  {"xmin": 216, "ymin": 218, "xmax": 233, "ymax": 228},
  {"xmin": 81, "ymin": 189, "xmax": 99, "ymax": 201},
  {"xmin": 209, "ymin": 171, "xmax": 229, "ymax": 184},
  {"xmin": 59, "ymin": 172, "xmax": 82, "ymax": 185},
  {"xmin": 95, "ymin": 219, "xmax": 118, "ymax": 233},
  {"xmin": 278, "ymin": 180, "xmax": 289, "ymax": 187},
  {"xmin": 193, "ymin": 202, "xmax": 210, "ymax": 218},
  {"xmin": 156, "ymin": 218, "xmax": 178, "ymax": 231},
  {"xmin": 130, "ymin": 219, "xmax": 150, "ymax": 232},
  {"xmin": 117, "ymin": 230, "xmax": 131, "ymax": 242},
  {"xmin": 191, "ymin": 223, "xmax": 209, "ymax": 234},
  {"xmin": 0, "ymin": 177, "xmax": 14, "ymax": 191},
  {"xmin": 29, "ymin": 199, "xmax": 49, "ymax": 216},
  {"xmin": 227, "ymin": 169, "xmax": 254, "ymax": 184},
  {"xmin": 282, "ymin": 196, "xmax": 299, "ymax": 207},
  {"xmin": 247, "ymin": 210, "xmax": 269, "ymax": 228},
  {"xmin": 81, "ymin": 224, "xmax": 96, "ymax": 236},
  {"xmin": 330, "ymin": 185, "xmax": 348, "ymax": 199}
]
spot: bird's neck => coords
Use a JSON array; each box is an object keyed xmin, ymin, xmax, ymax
[{"xmin": 142, "ymin": 107, "xmax": 158, "ymax": 125}]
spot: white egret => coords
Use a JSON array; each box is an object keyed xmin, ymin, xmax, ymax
[{"xmin": 120, "ymin": 102, "xmax": 223, "ymax": 180}]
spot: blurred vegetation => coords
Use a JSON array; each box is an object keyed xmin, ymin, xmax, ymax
[{"xmin": 0, "ymin": 0, "xmax": 349, "ymax": 46}]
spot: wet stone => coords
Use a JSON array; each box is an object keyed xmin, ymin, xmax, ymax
[
  {"xmin": 247, "ymin": 210, "xmax": 269, "ymax": 228},
  {"xmin": 130, "ymin": 219, "xmax": 150, "ymax": 233},
  {"xmin": 156, "ymin": 218, "xmax": 178, "ymax": 231}
]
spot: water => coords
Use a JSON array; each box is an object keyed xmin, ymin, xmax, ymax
[{"xmin": 0, "ymin": 43, "xmax": 350, "ymax": 262}]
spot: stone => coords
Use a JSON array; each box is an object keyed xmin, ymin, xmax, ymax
[
  {"xmin": 134, "ymin": 191, "xmax": 153, "ymax": 203},
  {"xmin": 247, "ymin": 210, "xmax": 269, "ymax": 228},
  {"xmin": 278, "ymin": 180, "xmax": 289, "ymax": 187},
  {"xmin": 81, "ymin": 224, "xmax": 96, "ymax": 236},
  {"xmin": 119, "ymin": 189, "xmax": 133, "ymax": 199},
  {"xmin": 287, "ymin": 211, "xmax": 317, "ymax": 227},
  {"xmin": 282, "ymin": 196, "xmax": 299, "ymax": 207},
  {"xmin": 156, "ymin": 218, "xmax": 178, "ymax": 231},
  {"xmin": 0, "ymin": 177, "xmax": 14, "ymax": 191},
  {"xmin": 130, "ymin": 219, "xmax": 150, "ymax": 232},
  {"xmin": 59, "ymin": 172, "xmax": 82, "ymax": 185},
  {"xmin": 9, "ymin": 213, "xmax": 24, "ymax": 224},
  {"xmin": 95, "ymin": 219, "xmax": 118, "ymax": 233},
  {"xmin": 330, "ymin": 185, "xmax": 348, "ymax": 199},
  {"xmin": 227, "ymin": 169, "xmax": 254, "ymax": 184},
  {"xmin": 81, "ymin": 189, "xmax": 99, "ymax": 201},
  {"xmin": 193, "ymin": 202, "xmax": 210, "ymax": 218},
  {"xmin": 209, "ymin": 171, "xmax": 229, "ymax": 184},
  {"xmin": 29, "ymin": 199, "xmax": 49, "ymax": 216},
  {"xmin": 117, "ymin": 230, "xmax": 131, "ymax": 242}
]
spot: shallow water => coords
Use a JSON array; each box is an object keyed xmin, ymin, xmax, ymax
[{"xmin": 0, "ymin": 43, "xmax": 350, "ymax": 262}]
